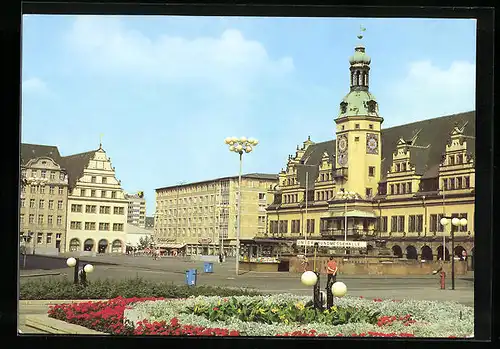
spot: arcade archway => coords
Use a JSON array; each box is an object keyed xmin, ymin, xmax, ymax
[
  {"xmin": 392, "ymin": 245, "xmax": 403, "ymax": 258},
  {"xmin": 98, "ymin": 239, "xmax": 109, "ymax": 254},
  {"xmin": 84, "ymin": 239, "xmax": 95, "ymax": 252},
  {"xmin": 421, "ymin": 245, "xmax": 433, "ymax": 261},
  {"xmin": 436, "ymin": 245, "xmax": 450, "ymax": 261},
  {"xmin": 406, "ymin": 245, "xmax": 418, "ymax": 260}
]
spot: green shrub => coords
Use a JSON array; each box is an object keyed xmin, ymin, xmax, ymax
[
  {"xmin": 182, "ymin": 297, "xmax": 381, "ymax": 326},
  {"xmin": 19, "ymin": 276, "xmax": 263, "ymax": 300}
]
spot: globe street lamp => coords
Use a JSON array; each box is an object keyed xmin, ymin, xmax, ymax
[
  {"xmin": 67, "ymin": 257, "xmax": 94, "ymax": 286},
  {"xmin": 440, "ymin": 217, "xmax": 467, "ymax": 290},
  {"xmin": 336, "ymin": 189, "xmax": 358, "ymax": 255},
  {"xmin": 225, "ymin": 136, "xmax": 259, "ymax": 276}
]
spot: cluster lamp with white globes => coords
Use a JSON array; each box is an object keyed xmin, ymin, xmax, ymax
[
  {"xmin": 84, "ymin": 264, "xmax": 94, "ymax": 274},
  {"xmin": 331, "ymin": 281, "xmax": 348, "ymax": 298},
  {"xmin": 66, "ymin": 257, "xmax": 77, "ymax": 268},
  {"xmin": 301, "ymin": 271, "xmax": 318, "ymax": 286},
  {"xmin": 439, "ymin": 215, "xmax": 468, "ymax": 291},
  {"xmin": 225, "ymin": 136, "xmax": 259, "ymax": 276}
]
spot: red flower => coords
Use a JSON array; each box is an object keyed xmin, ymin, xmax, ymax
[{"xmin": 213, "ymin": 307, "xmax": 219, "ymax": 311}]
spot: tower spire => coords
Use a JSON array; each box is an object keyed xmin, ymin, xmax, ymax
[
  {"xmin": 348, "ymin": 26, "xmax": 371, "ymax": 92},
  {"xmin": 99, "ymin": 134, "xmax": 103, "ymax": 149}
]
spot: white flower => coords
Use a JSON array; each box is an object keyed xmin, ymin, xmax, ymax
[{"xmin": 125, "ymin": 295, "xmax": 473, "ymax": 337}]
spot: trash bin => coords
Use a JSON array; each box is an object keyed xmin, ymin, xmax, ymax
[
  {"xmin": 185, "ymin": 269, "xmax": 197, "ymax": 286},
  {"xmin": 204, "ymin": 262, "xmax": 214, "ymax": 273}
]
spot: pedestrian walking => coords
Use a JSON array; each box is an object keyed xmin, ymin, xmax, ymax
[{"xmin": 326, "ymin": 256, "xmax": 338, "ymax": 285}]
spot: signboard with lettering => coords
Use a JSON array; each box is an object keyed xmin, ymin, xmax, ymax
[
  {"xmin": 296, "ymin": 240, "xmax": 367, "ymax": 249},
  {"xmin": 199, "ymin": 238, "xmax": 212, "ymax": 244}
]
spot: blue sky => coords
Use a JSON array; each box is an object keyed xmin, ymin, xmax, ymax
[{"xmin": 21, "ymin": 16, "xmax": 476, "ymax": 215}]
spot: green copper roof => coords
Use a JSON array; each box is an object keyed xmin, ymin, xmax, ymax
[
  {"xmin": 349, "ymin": 46, "xmax": 371, "ymax": 65},
  {"xmin": 338, "ymin": 90, "xmax": 380, "ymax": 118}
]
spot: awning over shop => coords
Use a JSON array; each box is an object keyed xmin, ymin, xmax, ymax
[
  {"xmin": 157, "ymin": 244, "xmax": 186, "ymax": 249},
  {"xmin": 330, "ymin": 210, "xmax": 377, "ymax": 218}
]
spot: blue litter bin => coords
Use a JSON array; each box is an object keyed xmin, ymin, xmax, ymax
[
  {"xmin": 185, "ymin": 269, "xmax": 197, "ymax": 286},
  {"xmin": 204, "ymin": 262, "xmax": 214, "ymax": 273}
]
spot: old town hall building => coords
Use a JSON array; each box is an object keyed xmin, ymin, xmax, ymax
[{"xmin": 263, "ymin": 35, "xmax": 475, "ymax": 264}]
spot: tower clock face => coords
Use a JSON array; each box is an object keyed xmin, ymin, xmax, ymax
[
  {"xmin": 338, "ymin": 136, "xmax": 348, "ymax": 152},
  {"xmin": 337, "ymin": 153, "xmax": 348, "ymax": 166},
  {"xmin": 366, "ymin": 133, "xmax": 379, "ymax": 154}
]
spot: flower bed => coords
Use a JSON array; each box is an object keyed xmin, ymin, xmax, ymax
[{"xmin": 49, "ymin": 295, "xmax": 474, "ymax": 337}]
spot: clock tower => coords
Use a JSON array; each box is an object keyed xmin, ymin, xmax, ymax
[{"xmin": 334, "ymin": 29, "xmax": 383, "ymax": 198}]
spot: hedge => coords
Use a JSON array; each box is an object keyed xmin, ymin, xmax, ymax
[{"xmin": 19, "ymin": 276, "xmax": 263, "ymax": 300}]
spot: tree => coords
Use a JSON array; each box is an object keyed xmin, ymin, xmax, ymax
[{"xmin": 138, "ymin": 235, "xmax": 154, "ymax": 250}]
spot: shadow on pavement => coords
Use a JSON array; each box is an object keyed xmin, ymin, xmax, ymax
[{"xmin": 19, "ymin": 255, "xmax": 118, "ymax": 271}]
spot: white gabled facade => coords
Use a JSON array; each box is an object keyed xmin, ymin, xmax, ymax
[{"xmin": 65, "ymin": 146, "xmax": 128, "ymax": 254}]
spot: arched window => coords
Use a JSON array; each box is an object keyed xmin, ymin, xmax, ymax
[
  {"xmin": 69, "ymin": 238, "xmax": 81, "ymax": 252},
  {"xmin": 83, "ymin": 239, "xmax": 95, "ymax": 252},
  {"xmin": 112, "ymin": 239, "xmax": 123, "ymax": 253}
]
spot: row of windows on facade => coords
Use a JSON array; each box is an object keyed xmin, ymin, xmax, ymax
[
  {"xmin": 88, "ymin": 175, "xmax": 112, "ymax": 184},
  {"xmin": 21, "ymin": 198, "xmax": 64, "ymax": 210},
  {"xmin": 387, "ymin": 176, "xmax": 471, "ymax": 196},
  {"xmin": 77, "ymin": 189, "xmax": 119, "ymax": 198},
  {"xmin": 20, "ymin": 232, "xmax": 62, "ymax": 244},
  {"xmin": 69, "ymin": 221, "xmax": 125, "ymax": 231},
  {"xmin": 22, "ymin": 185, "xmax": 65, "ymax": 195},
  {"xmin": 157, "ymin": 201, "xmax": 266, "ymax": 218},
  {"xmin": 378, "ymin": 213, "xmax": 468, "ymax": 233},
  {"xmin": 20, "ymin": 214, "xmax": 63, "ymax": 225},
  {"xmin": 267, "ymin": 213, "xmax": 468, "ymax": 234},
  {"xmin": 390, "ymin": 153, "xmax": 468, "ymax": 174},
  {"xmin": 156, "ymin": 214, "xmax": 266, "ymax": 227},
  {"xmin": 22, "ymin": 169, "xmax": 66, "ymax": 181},
  {"xmin": 70, "ymin": 204, "xmax": 125, "ymax": 215},
  {"xmin": 157, "ymin": 192, "xmax": 265, "ymax": 207},
  {"xmin": 269, "ymin": 219, "xmax": 316, "ymax": 234},
  {"xmin": 157, "ymin": 227, "xmax": 229, "ymax": 238},
  {"xmin": 157, "ymin": 180, "xmax": 269, "ymax": 197}
]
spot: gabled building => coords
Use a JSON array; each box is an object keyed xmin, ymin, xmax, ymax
[
  {"xmin": 62, "ymin": 143, "xmax": 128, "ymax": 254},
  {"xmin": 20, "ymin": 144, "xmax": 69, "ymax": 253},
  {"xmin": 265, "ymin": 34, "xmax": 475, "ymax": 264}
]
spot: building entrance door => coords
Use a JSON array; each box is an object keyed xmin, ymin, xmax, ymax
[{"xmin": 56, "ymin": 240, "xmax": 61, "ymax": 252}]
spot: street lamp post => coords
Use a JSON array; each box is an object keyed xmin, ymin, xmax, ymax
[
  {"xmin": 66, "ymin": 257, "xmax": 94, "ymax": 286},
  {"xmin": 224, "ymin": 136, "xmax": 259, "ymax": 276},
  {"xmin": 336, "ymin": 189, "xmax": 357, "ymax": 255},
  {"xmin": 440, "ymin": 217, "xmax": 468, "ymax": 290}
]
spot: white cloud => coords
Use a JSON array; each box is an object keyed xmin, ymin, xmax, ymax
[
  {"xmin": 386, "ymin": 60, "xmax": 475, "ymax": 123},
  {"xmin": 22, "ymin": 77, "xmax": 50, "ymax": 95},
  {"xmin": 63, "ymin": 16, "xmax": 294, "ymax": 94}
]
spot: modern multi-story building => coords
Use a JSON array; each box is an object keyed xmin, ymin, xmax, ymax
[
  {"xmin": 20, "ymin": 144, "xmax": 69, "ymax": 253},
  {"xmin": 63, "ymin": 143, "xmax": 129, "ymax": 254},
  {"xmin": 154, "ymin": 173, "xmax": 278, "ymax": 256},
  {"xmin": 125, "ymin": 192, "xmax": 146, "ymax": 228},
  {"xmin": 145, "ymin": 216, "xmax": 155, "ymax": 230},
  {"xmin": 264, "ymin": 35, "xmax": 475, "ymax": 265}
]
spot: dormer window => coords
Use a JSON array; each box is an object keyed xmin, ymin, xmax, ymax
[
  {"xmin": 401, "ymin": 163, "xmax": 407, "ymax": 171},
  {"xmin": 390, "ymin": 184, "xmax": 394, "ymax": 195},
  {"xmin": 449, "ymin": 156, "xmax": 455, "ymax": 166},
  {"xmin": 456, "ymin": 154, "xmax": 463, "ymax": 164},
  {"xmin": 355, "ymin": 124, "xmax": 360, "ymax": 129},
  {"xmin": 396, "ymin": 163, "xmax": 400, "ymax": 172}
]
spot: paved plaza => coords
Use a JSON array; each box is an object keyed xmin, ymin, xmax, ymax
[{"xmin": 20, "ymin": 254, "xmax": 474, "ymax": 305}]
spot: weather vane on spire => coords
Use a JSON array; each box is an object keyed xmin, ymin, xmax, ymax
[
  {"xmin": 99, "ymin": 133, "xmax": 103, "ymax": 148},
  {"xmin": 357, "ymin": 25, "xmax": 366, "ymax": 40}
]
